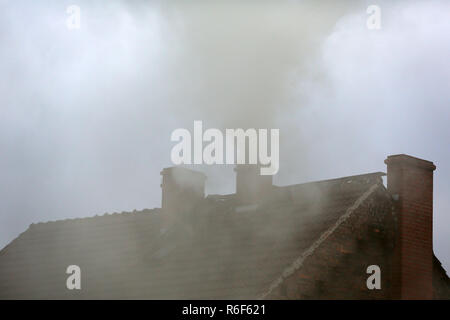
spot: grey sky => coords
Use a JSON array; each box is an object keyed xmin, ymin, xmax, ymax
[{"xmin": 0, "ymin": 0, "xmax": 449, "ymax": 270}]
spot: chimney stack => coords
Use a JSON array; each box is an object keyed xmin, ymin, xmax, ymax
[
  {"xmin": 384, "ymin": 154, "xmax": 436, "ymax": 299},
  {"xmin": 234, "ymin": 164, "xmax": 273, "ymax": 204},
  {"xmin": 160, "ymin": 167, "xmax": 206, "ymax": 227}
]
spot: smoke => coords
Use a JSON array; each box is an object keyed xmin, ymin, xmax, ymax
[
  {"xmin": 0, "ymin": 0, "xmax": 449, "ymax": 272},
  {"xmin": 292, "ymin": 0, "xmax": 450, "ymax": 270}
]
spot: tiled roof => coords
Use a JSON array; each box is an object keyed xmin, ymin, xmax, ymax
[{"xmin": 0, "ymin": 173, "xmax": 387, "ymax": 299}]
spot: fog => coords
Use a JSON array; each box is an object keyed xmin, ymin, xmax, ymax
[{"xmin": 0, "ymin": 0, "xmax": 449, "ymax": 272}]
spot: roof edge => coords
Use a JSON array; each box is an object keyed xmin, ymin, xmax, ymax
[{"xmin": 274, "ymin": 172, "xmax": 386, "ymax": 189}]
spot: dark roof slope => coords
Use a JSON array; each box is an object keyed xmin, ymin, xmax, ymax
[
  {"xmin": 433, "ymin": 255, "xmax": 450, "ymax": 299},
  {"xmin": 0, "ymin": 173, "xmax": 388, "ymax": 299}
]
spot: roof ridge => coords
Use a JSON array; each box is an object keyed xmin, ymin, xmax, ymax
[
  {"xmin": 275, "ymin": 171, "xmax": 386, "ymax": 189},
  {"xmin": 29, "ymin": 207, "xmax": 160, "ymax": 227},
  {"xmin": 21, "ymin": 172, "xmax": 385, "ymax": 227},
  {"xmin": 258, "ymin": 183, "xmax": 380, "ymax": 299},
  {"xmin": 0, "ymin": 207, "xmax": 161, "ymax": 257}
]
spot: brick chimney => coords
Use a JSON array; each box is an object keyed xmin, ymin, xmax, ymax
[
  {"xmin": 384, "ymin": 154, "xmax": 436, "ymax": 299},
  {"xmin": 234, "ymin": 164, "xmax": 273, "ymax": 204},
  {"xmin": 160, "ymin": 167, "xmax": 206, "ymax": 228}
]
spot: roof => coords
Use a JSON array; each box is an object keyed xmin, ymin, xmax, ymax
[{"xmin": 0, "ymin": 172, "xmax": 389, "ymax": 299}]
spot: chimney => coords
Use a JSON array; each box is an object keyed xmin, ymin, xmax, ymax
[
  {"xmin": 160, "ymin": 167, "xmax": 206, "ymax": 227},
  {"xmin": 234, "ymin": 164, "xmax": 273, "ymax": 204},
  {"xmin": 384, "ymin": 154, "xmax": 436, "ymax": 299}
]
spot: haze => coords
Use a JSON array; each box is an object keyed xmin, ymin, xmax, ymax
[{"xmin": 0, "ymin": 0, "xmax": 449, "ymax": 270}]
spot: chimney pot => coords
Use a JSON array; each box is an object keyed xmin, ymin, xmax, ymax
[{"xmin": 160, "ymin": 167, "xmax": 206, "ymax": 226}]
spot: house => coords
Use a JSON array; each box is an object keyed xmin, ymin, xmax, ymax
[{"xmin": 0, "ymin": 154, "xmax": 448, "ymax": 299}]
